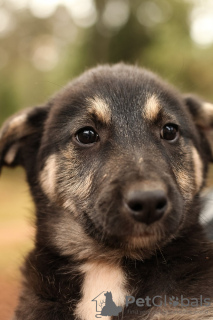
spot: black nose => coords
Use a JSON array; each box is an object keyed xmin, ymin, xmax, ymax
[{"xmin": 125, "ymin": 189, "xmax": 167, "ymax": 225}]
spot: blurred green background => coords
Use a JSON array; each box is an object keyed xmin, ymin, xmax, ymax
[
  {"xmin": 1, "ymin": 0, "xmax": 213, "ymax": 125},
  {"xmin": 1, "ymin": 0, "xmax": 213, "ymax": 318}
]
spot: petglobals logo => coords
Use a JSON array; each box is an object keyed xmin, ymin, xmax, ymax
[
  {"xmin": 92, "ymin": 291, "xmax": 123, "ymax": 318},
  {"xmin": 125, "ymin": 295, "xmax": 211, "ymax": 308},
  {"xmin": 92, "ymin": 292, "xmax": 211, "ymax": 318}
]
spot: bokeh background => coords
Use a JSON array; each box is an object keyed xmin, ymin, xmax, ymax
[{"xmin": 1, "ymin": 0, "xmax": 213, "ymax": 318}]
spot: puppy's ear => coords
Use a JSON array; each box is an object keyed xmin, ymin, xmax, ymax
[
  {"xmin": 184, "ymin": 94, "xmax": 213, "ymax": 161},
  {"xmin": 0, "ymin": 104, "xmax": 51, "ymax": 171}
]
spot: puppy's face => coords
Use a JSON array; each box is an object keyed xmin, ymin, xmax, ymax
[{"xmin": 0, "ymin": 64, "xmax": 212, "ymax": 258}]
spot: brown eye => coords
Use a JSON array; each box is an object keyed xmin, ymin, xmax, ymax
[
  {"xmin": 76, "ymin": 127, "xmax": 99, "ymax": 144},
  {"xmin": 161, "ymin": 124, "xmax": 179, "ymax": 141}
]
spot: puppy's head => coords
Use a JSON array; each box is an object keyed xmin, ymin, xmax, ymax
[{"xmin": 1, "ymin": 64, "xmax": 212, "ymax": 259}]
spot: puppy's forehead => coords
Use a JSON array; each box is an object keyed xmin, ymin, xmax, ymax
[
  {"xmin": 86, "ymin": 94, "xmax": 162, "ymax": 125},
  {"xmin": 54, "ymin": 66, "xmax": 186, "ymax": 128}
]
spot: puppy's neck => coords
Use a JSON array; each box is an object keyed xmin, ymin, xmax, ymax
[{"xmin": 75, "ymin": 260, "xmax": 129, "ymax": 320}]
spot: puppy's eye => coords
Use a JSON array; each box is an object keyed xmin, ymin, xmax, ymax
[
  {"xmin": 76, "ymin": 127, "xmax": 99, "ymax": 144},
  {"xmin": 161, "ymin": 124, "xmax": 179, "ymax": 141}
]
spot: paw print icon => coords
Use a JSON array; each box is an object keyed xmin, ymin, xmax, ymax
[{"xmin": 169, "ymin": 296, "xmax": 179, "ymax": 307}]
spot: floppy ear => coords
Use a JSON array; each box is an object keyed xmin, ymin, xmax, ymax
[
  {"xmin": 184, "ymin": 94, "xmax": 213, "ymax": 161},
  {"xmin": 0, "ymin": 104, "xmax": 51, "ymax": 172}
]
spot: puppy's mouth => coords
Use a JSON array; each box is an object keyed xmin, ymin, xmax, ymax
[
  {"xmin": 95, "ymin": 217, "xmax": 169, "ymax": 250},
  {"xmin": 127, "ymin": 231, "xmax": 162, "ymax": 248},
  {"xmin": 124, "ymin": 222, "xmax": 164, "ymax": 246},
  {"xmin": 85, "ymin": 189, "xmax": 182, "ymax": 251}
]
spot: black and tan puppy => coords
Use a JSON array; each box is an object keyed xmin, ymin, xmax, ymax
[{"xmin": 1, "ymin": 64, "xmax": 213, "ymax": 320}]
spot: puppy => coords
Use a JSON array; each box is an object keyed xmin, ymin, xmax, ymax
[{"xmin": 1, "ymin": 64, "xmax": 213, "ymax": 320}]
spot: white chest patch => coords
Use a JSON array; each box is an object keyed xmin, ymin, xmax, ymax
[{"xmin": 75, "ymin": 261, "xmax": 128, "ymax": 320}]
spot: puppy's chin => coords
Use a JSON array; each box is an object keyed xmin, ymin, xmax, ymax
[
  {"xmin": 126, "ymin": 233, "xmax": 165, "ymax": 250},
  {"xmin": 97, "ymin": 226, "xmax": 167, "ymax": 254},
  {"xmin": 117, "ymin": 231, "xmax": 176, "ymax": 260},
  {"xmin": 101, "ymin": 220, "xmax": 181, "ymax": 258}
]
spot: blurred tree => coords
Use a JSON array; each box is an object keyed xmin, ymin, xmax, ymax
[{"xmin": 0, "ymin": 0, "xmax": 213, "ymax": 125}]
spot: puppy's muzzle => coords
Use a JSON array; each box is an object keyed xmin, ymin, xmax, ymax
[{"xmin": 124, "ymin": 186, "xmax": 168, "ymax": 225}]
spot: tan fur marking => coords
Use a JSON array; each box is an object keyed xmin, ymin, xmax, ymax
[
  {"xmin": 4, "ymin": 143, "xmax": 20, "ymax": 164},
  {"xmin": 192, "ymin": 147, "xmax": 203, "ymax": 193},
  {"xmin": 8, "ymin": 114, "xmax": 27, "ymax": 131},
  {"xmin": 128, "ymin": 233, "xmax": 162, "ymax": 250},
  {"xmin": 62, "ymin": 199, "xmax": 78, "ymax": 214},
  {"xmin": 39, "ymin": 155, "xmax": 57, "ymax": 199},
  {"xmin": 71, "ymin": 173, "xmax": 93, "ymax": 198},
  {"xmin": 202, "ymin": 102, "xmax": 213, "ymax": 126},
  {"xmin": 75, "ymin": 261, "xmax": 127, "ymax": 320},
  {"xmin": 143, "ymin": 95, "xmax": 161, "ymax": 121},
  {"xmin": 194, "ymin": 102, "xmax": 213, "ymax": 128},
  {"xmin": 0, "ymin": 113, "xmax": 28, "ymax": 142},
  {"xmin": 138, "ymin": 157, "xmax": 143, "ymax": 164},
  {"xmin": 203, "ymin": 102, "xmax": 213, "ymax": 113},
  {"xmin": 175, "ymin": 170, "xmax": 191, "ymax": 194},
  {"xmin": 172, "ymin": 148, "xmax": 203, "ymax": 198},
  {"xmin": 176, "ymin": 170, "xmax": 190, "ymax": 193},
  {"xmin": 87, "ymin": 96, "xmax": 111, "ymax": 124}
]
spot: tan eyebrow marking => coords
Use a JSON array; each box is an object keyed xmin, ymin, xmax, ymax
[
  {"xmin": 87, "ymin": 96, "xmax": 111, "ymax": 124},
  {"xmin": 143, "ymin": 95, "xmax": 161, "ymax": 121}
]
